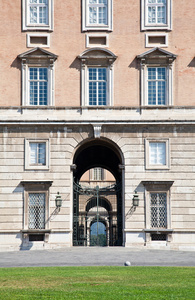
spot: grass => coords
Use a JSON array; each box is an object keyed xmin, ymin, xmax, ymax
[{"xmin": 0, "ymin": 266, "xmax": 194, "ymax": 299}]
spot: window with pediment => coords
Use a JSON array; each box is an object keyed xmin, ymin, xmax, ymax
[
  {"xmin": 142, "ymin": 181, "xmax": 173, "ymax": 243},
  {"xmin": 18, "ymin": 48, "xmax": 57, "ymax": 106},
  {"xmin": 78, "ymin": 48, "xmax": 117, "ymax": 106},
  {"xmin": 137, "ymin": 48, "xmax": 176, "ymax": 106}
]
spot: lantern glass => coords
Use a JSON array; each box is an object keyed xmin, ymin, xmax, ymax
[
  {"xmin": 132, "ymin": 191, "xmax": 139, "ymax": 207},
  {"xmin": 55, "ymin": 192, "xmax": 62, "ymax": 208}
]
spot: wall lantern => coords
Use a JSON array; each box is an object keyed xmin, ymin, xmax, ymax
[
  {"xmin": 132, "ymin": 191, "xmax": 139, "ymax": 207},
  {"xmin": 55, "ymin": 192, "xmax": 62, "ymax": 208}
]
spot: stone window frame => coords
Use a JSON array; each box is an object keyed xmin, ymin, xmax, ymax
[
  {"xmin": 25, "ymin": 138, "xmax": 50, "ymax": 170},
  {"xmin": 21, "ymin": 181, "xmax": 52, "ymax": 242},
  {"xmin": 22, "ymin": 0, "xmax": 54, "ymax": 31},
  {"xmin": 86, "ymin": 33, "xmax": 109, "ymax": 48},
  {"xmin": 141, "ymin": 0, "xmax": 172, "ymax": 31},
  {"xmin": 27, "ymin": 33, "xmax": 50, "ymax": 48},
  {"xmin": 82, "ymin": 0, "xmax": 113, "ymax": 31},
  {"xmin": 142, "ymin": 180, "xmax": 173, "ymax": 243},
  {"xmin": 137, "ymin": 47, "xmax": 177, "ymax": 107},
  {"xmin": 78, "ymin": 48, "xmax": 117, "ymax": 107},
  {"xmin": 145, "ymin": 138, "xmax": 170, "ymax": 170},
  {"xmin": 145, "ymin": 33, "xmax": 168, "ymax": 48},
  {"xmin": 18, "ymin": 47, "xmax": 57, "ymax": 107}
]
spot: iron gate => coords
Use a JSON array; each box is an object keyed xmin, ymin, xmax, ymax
[{"xmin": 73, "ymin": 180, "xmax": 122, "ymax": 246}]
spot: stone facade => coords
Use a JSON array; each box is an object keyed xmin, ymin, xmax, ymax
[{"xmin": 0, "ymin": 0, "xmax": 195, "ymax": 251}]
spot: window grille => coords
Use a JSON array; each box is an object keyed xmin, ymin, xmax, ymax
[
  {"xmin": 147, "ymin": 67, "xmax": 166, "ymax": 105},
  {"xmin": 88, "ymin": 68, "xmax": 107, "ymax": 106},
  {"xmin": 29, "ymin": 67, "xmax": 48, "ymax": 105},
  {"xmin": 29, "ymin": 234, "xmax": 45, "ymax": 241},
  {"xmin": 30, "ymin": 142, "xmax": 46, "ymax": 165},
  {"xmin": 28, "ymin": 193, "xmax": 45, "ymax": 229},
  {"xmin": 151, "ymin": 233, "xmax": 166, "ymax": 241},
  {"xmin": 147, "ymin": 0, "xmax": 166, "ymax": 25},
  {"xmin": 29, "ymin": 0, "xmax": 48, "ymax": 25},
  {"xmin": 88, "ymin": 0, "xmax": 108, "ymax": 25},
  {"xmin": 150, "ymin": 192, "xmax": 167, "ymax": 228}
]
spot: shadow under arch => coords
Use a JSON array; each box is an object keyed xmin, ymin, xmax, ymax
[
  {"xmin": 72, "ymin": 137, "xmax": 124, "ymax": 247},
  {"xmin": 73, "ymin": 137, "xmax": 124, "ymax": 182}
]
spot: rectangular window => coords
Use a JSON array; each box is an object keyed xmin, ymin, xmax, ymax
[
  {"xmin": 28, "ymin": 193, "xmax": 45, "ymax": 229},
  {"xmin": 147, "ymin": 0, "xmax": 166, "ymax": 25},
  {"xmin": 147, "ymin": 67, "xmax": 166, "ymax": 105},
  {"xmin": 145, "ymin": 139, "xmax": 169, "ymax": 169},
  {"xmin": 88, "ymin": 67, "xmax": 107, "ymax": 106},
  {"xmin": 25, "ymin": 139, "xmax": 49, "ymax": 170},
  {"xmin": 82, "ymin": 0, "xmax": 112, "ymax": 31},
  {"xmin": 30, "ymin": 142, "xmax": 46, "ymax": 165},
  {"xmin": 91, "ymin": 168, "xmax": 104, "ymax": 180},
  {"xmin": 150, "ymin": 192, "xmax": 167, "ymax": 228},
  {"xmin": 141, "ymin": 0, "xmax": 171, "ymax": 30},
  {"xmin": 22, "ymin": 0, "xmax": 53, "ymax": 31},
  {"xmin": 88, "ymin": 0, "xmax": 108, "ymax": 25},
  {"xmin": 29, "ymin": 0, "xmax": 48, "ymax": 25},
  {"xmin": 29, "ymin": 67, "xmax": 48, "ymax": 106},
  {"xmin": 149, "ymin": 142, "xmax": 166, "ymax": 165}
]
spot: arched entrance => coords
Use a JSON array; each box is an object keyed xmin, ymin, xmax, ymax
[{"xmin": 72, "ymin": 139, "xmax": 124, "ymax": 246}]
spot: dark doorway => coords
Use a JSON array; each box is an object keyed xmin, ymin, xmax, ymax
[{"xmin": 72, "ymin": 139, "xmax": 123, "ymax": 246}]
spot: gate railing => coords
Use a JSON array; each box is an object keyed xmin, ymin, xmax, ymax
[{"xmin": 73, "ymin": 180, "xmax": 122, "ymax": 246}]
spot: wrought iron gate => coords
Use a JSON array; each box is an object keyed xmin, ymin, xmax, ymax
[{"xmin": 73, "ymin": 180, "xmax": 122, "ymax": 246}]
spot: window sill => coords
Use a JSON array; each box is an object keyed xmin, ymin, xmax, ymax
[
  {"xmin": 142, "ymin": 26, "xmax": 171, "ymax": 31},
  {"xmin": 22, "ymin": 229, "xmax": 51, "ymax": 234},
  {"xmin": 145, "ymin": 166, "xmax": 170, "ymax": 170},
  {"xmin": 143, "ymin": 229, "xmax": 173, "ymax": 233}
]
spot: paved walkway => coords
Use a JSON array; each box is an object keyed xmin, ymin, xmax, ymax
[{"xmin": 0, "ymin": 247, "xmax": 195, "ymax": 268}]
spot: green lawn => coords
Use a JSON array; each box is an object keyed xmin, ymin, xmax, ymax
[{"xmin": 0, "ymin": 266, "xmax": 194, "ymax": 299}]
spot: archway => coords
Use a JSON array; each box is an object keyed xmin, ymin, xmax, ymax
[{"xmin": 72, "ymin": 139, "xmax": 124, "ymax": 246}]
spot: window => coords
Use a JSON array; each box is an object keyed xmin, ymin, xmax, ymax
[
  {"xmin": 18, "ymin": 48, "xmax": 57, "ymax": 106},
  {"xmin": 149, "ymin": 142, "xmax": 166, "ymax": 165},
  {"xmin": 82, "ymin": 0, "xmax": 113, "ymax": 31},
  {"xmin": 88, "ymin": 68, "xmax": 107, "ymax": 105},
  {"xmin": 145, "ymin": 139, "xmax": 169, "ymax": 169},
  {"xmin": 25, "ymin": 139, "xmax": 49, "ymax": 170},
  {"xmin": 29, "ymin": 0, "xmax": 48, "ymax": 25},
  {"xmin": 29, "ymin": 193, "xmax": 46, "ymax": 229},
  {"xmin": 91, "ymin": 168, "xmax": 104, "ymax": 180},
  {"xmin": 150, "ymin": 192, "xmax": 167, "ymax": 228},
  {"xmin": 21, "ymin": 181, "xmax": 52, "ymax": 242},
  {"xmin": 141, "ymin": 0, "xmax": 172, "ymax": 30},
  {"xmin": 29, "ymin": 68, "xmax": 48, "ymax": 105},
  {"xmin": 78, "ymin": 48, "xmax": 117, "ymax": 106},
  {"xmin": 142, "ymin": 180, "xmax": 173, "ymax": 243},
  {"xmin": 30, "ymin": 142, "xmax": 46, "ymax": 165},
  {"xmin": 137, "ymin": 48, "xmax": 176, "ymax": 106},
  {"xmin": 22, "ymin": 0, "xmax": 53, "ymax": 31},
  {"xmin": 147, "ymin": 67, "xmax": 166, "ymax": 105}
]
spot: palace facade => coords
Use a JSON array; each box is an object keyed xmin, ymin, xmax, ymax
[{"xmin": 0, "ymin": 0, "xmax": 195, "ymax": 251}]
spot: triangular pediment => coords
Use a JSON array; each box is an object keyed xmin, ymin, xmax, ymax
[
  {"xmin": 137, "ymin": 47, "xmax": 177, "ymax": 60},
  {"xmin": 18, "ymin": 47, "xmax": 58, "ymax": 60}
]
